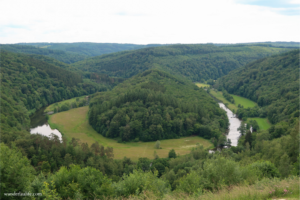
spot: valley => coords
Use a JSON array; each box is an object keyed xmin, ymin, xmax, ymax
[{"xmin": 1, "ymin": 42, "xmax": 299, "ymax": 200}]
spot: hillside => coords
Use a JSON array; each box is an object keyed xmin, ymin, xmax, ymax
[
  {"xmin": 0, "ymin": 51, "xmax": 110, "ymax": 142},
  {"xmin": 89, "ymin": 69, "xmax": 229, "ymax": 143},
  {"xmin": 17, "ymin": 42, "xmax": 165, "ymax": 57},
  {"xmin": 214, "ymin": 41, "xmax": 300, "ymax": 48},
  {"xmin": 0, "ymin": 44, "xmax": 89, "ymax": 64},
  {"xmin": 72, "ymin": 44, "xmax": 289, "ymax": 81},
  {"xmin": 215, "ymin": 50, "xmax": 299, "ymax": 125}
]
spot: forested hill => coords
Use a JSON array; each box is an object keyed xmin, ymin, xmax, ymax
[
  {"xmin": 72, "ymin": 44, "xmax": 289, "ymax": 82},
  {"xmin": 0, "ymin": 44, "xmax": 89, "ymax": 64},
  {"xmin": 1, "ymin": 43, "xmax": 165, "ymax": 63},
  {"xmin": 89, "ymin": 69, "xmax": 229, "ymax": 143},
  {"xmin": 0, "ymin": 51, "xmax": 109, "ymax": 140},
  {"xmin": 215, "ymin": 49, "xmax": 299, "ymax": 125},
  {"xmin": 214, "ymin": 41, "xmax": 300, "ymax": 48}
]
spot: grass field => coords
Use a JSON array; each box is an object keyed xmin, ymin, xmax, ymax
[
  {"xmin": 45, "ymin": 95, "xmax": 87, "ymax": 112},
  {"xmin": 195, "ymin": 82, "xmax": 210, "ymax": 88},
  {"xmin": 49, "ymin": 106, "xmax": 213, "ymax": 160},
  {"xmin": 231, "ymin": 94, "xmax": 257, "ymax": 108},
  {"xmin": 247, "ymin": 117, "xmax": 271, "ymax": 130}
]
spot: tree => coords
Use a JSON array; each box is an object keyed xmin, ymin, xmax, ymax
[
  {"xmin": 64, "ymin": 153, "xmax": 72, "ymax": 167},
  {"xmin": 155, "ymin": 140, "xmax": 161, "ymax": 149},
  {"xmin": 0, "ymin": 143, "xmax": 35, "ymax": 198},
  {"xmin": 168, "ymin": 149, "xmax": 176, "ymax": 158},
  {"xmin": 237, "ymin": 122, "xmax": 246, "ymax": 136}
]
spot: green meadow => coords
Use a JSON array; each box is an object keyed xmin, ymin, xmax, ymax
[
  {"xmin": 195, "ymin": 82, "xmax": 210, "ymax": 88},
  {"xmin": 49, "ymin": 106, "xmax": 213, "ymax": 160},
  {"xmin": 247, "ymin": 117, "xmax": 271, "ymax": 130},
  {"xmin": 231, "ymin": 94, "xmax": 257, "ymax": 108}
]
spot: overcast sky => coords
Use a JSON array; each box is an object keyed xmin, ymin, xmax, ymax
[{"xmin": 1, "ymin": 0, "xmax": 299, "ymax": 44}]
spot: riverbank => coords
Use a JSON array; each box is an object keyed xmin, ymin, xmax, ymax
[{"xmin": 201, "ymin": 87, "xmax": 271, "ymax": 131}]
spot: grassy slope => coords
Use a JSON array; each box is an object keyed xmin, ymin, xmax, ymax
[
  {"xmin": 231, "ymin": 94, "xmax": 257, "ymax": 108},
  {"xmin": 247, "ymin": 117, "xmax": 271, "ymax": 130},
  {"xmin": 49, "ymin": 106, "xmax": 213, "ymax": 160}
]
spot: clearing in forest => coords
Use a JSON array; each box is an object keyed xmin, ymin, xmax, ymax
[
  {"xmin": 247, "ymin": 117, "xmax": 271, "ymax": 130},
  {"xmin": 49, "ymin": 106, "xmax": 213, "ymax": 160},
  {"xmin": 195, "ymin": 82, "xmax": 210, "ymax": 88},
  {"xmin": 231, "ymin": 94, "xmax": 257, "ymax": 108}
]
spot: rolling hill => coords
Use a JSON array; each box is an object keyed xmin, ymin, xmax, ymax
[
  {"xmin": 89, "ymin": 69, "xmax": 228, "ymax": 142},
  {"xmin": 72, "ymin": 44, "xmax": 289, "ymax": 81}
]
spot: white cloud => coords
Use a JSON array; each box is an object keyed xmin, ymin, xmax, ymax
[
  {"xmin": 0, "ymin": 0, "xmax": 299, "ymax": 44},
  {"xmin": 289, "ymin": 0, "xmax": 300, "ymax": 4}
]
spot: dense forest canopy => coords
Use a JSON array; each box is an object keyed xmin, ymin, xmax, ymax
[
  {"xmin": 16, "ymin": 43, "xmax": 166, "ymax": 57},
  {"xmin": 0, "ymin": 43, "xmax": 165, "ymax": 64},
  {"xmin": 0, "ymin": 44, "xmax": 89, "ymax": 64},
  {"xmin": 72, "ymin": 44, "xmax": 289, "ymax": 82},
  {"xmin": 89, "ymin": 69, "xmax": 228, "ymax": 143},
  {"xmin": 215, "ymin": 50, "xmax": 299, "ymax": 125}
]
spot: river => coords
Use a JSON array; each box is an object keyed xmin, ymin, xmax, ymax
[
  {"xmin": 218, "ymin": 103, "xmax": 241, "ymax": 147},
  {"xmin": 30, "ymin": 107, "xmax": 62, "ymax": 141}
]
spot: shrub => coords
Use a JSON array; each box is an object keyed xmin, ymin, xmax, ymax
[
  {"xmin": 155, "ymin": 140, "xmax": 161, "ymax": 149},
  {"xmin": 250, "ymin": 161, "xmax": 280, "ymax": 179},
  {"xmin": 113, "ymin": 169, "xmax": 170, "ymax": 197}
]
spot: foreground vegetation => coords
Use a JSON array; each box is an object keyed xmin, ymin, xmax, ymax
[{"xmin": 120, "ymin": 177, "xmax": 300, "ymax": 200}]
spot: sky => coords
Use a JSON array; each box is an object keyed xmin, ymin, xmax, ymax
[{"xmin": 0, "ymin": 0, "xmax": 299, "ymax": 44}]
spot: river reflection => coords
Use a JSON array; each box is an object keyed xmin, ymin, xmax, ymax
[
  {"xmin": 30, "ymin": 107, "xmax": 62, "ymax": 141},
  {"xmin": 30, "ymin": 124, "xmax": 62, "ymax": 141},
  {"xmin": 218, "ymin": 103, "xmax": 241, "ymax": 147}
]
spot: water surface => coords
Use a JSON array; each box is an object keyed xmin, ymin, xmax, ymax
[
  {"xmin": 218, "ymin": 103, "xmax": 241, "ymax": 146},
  {"xmin": 30, "ymin": 107, "xmax": 62, "ymax": 141}
]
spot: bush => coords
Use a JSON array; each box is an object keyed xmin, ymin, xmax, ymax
[
  {"xmin": 155, "ymin": 140, "xmax": 161, "ymax": 149},
  {"xmin": 250, "ymin": 161, "xmax": 280, "ymax": 179},
  {"xmin": 113, "ymin": 169, "xmax": 170, "ymax": 197}
]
